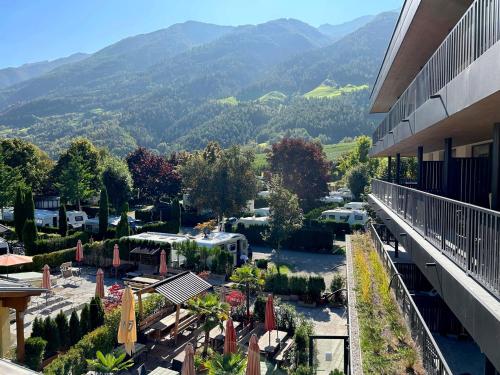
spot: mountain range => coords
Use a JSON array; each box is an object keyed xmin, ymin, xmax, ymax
[{"xmin": 0, "ymin": 12, "xmax": 397, "ymax": 157}]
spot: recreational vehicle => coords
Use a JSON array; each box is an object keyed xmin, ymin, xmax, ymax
[{"xmin": 320, "ymin": 208, "xmax": 368, "ymax": 226}]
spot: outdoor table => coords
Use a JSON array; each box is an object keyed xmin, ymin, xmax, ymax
[
  {"xmin": 114, "ymin": 342, "xmax": 146, "ymax": 359},
  {"xmin": 149, "ymin": 308, "xmax": 189, "ymax": 339},
  {"xmin": 258, "ymin": 329, "xmax": 287, "ymax": 355},
  {"xmin": 149, "ymin": 367, "xmax": 179, "ymax": 375}
]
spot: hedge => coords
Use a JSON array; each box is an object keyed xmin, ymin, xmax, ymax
[
  {"xmin": 227, "ymin": 224, "xmax": 334, "ymax": 252},
  {"xmin": 44, "ymin": 294, "xmax": 164, "ymax": 375},
  {"xmin": 27, "ymin": 231, "xmax": 90, "ymax": 256},
  {"xmin": 137, "ymin": 221, "xmax": 179, "ymax": 235},
  {"xmin": 264, "ymin": 273, "xmax": 325, "ymax": 302}
]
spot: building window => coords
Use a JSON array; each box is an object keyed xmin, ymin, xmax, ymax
[{"xmin": 472, "ymin": 143, "xmax": 490, "ymax": 158}]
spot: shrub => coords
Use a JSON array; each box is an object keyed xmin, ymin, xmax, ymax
[
  {"xmin": 253, "ymin": 295, "xmax": 268, "ymax": 322},
  {"xmin": 264, "ymin": 273, "xmax": 289, "ymax": 295},
  {"xmin": 89, "ymin": 297, "xmax": 105, "ymax": 330},
  {"xmin": 22, "ymin": 219, "xmax": 38, "ymax": 253},
  {"xmin": 330, "ymin": 274, "xmax": 346, "ymax": 304},
  {"xmin": 55, "ymin": 310, "xmax": 70, "ymax": 351},
  {"xmin": 137, "ymin": 221, "xmax": 179, "ymax": 234},
  {"xmin": 275, "ymin": 303, "xmax": 299, "ymax": 333},
  {"xmin": 69, "ymin": 310, "xmax": 81, "ymax": 346},
  {"xmin": 289, "ymin": 276, "xmax": 308, "ymax": 296},
  {"xmin": 80, "ymin": 304, "xmax": 91, "ymax": 336},
  {"xmin": 58, "ymin": 204, "xmax": 68, "ymax": 237},
  {"xmin": 43, "ymin": 316, "xmax": 60, "ymax": 357},
  {"xmin": 294, "ymin": 320, "xmax": 314, "ymax": 366},
  {"xmin": 25, "ymin": 337, "xmax": 47, "ymax": 371},
  {"xmin": 307, "ymin": 276, "xmax": 326, "ymax": 302},
  {"xmin": 255, "ymin": 258, "xmax": 268, "ymax": 270}
]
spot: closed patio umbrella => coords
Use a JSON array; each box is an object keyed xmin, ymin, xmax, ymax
[
  {"xmin": 117, "ymin": 286, "xmax": 137, "ymax": 356},
  {"xmin": 42, "ymin": 264, "xmax": 51, "ymax": 290},
  {"xmin": 264, "ymin": 294, "xmax": 276, "ymax": 347},
  {"xmin": 95, "ymin": 268, "xmax": 105, "ymax": 298},
  {"xmin": 75, "ymin": 239, "xmax": 83, "ymax": 262},
  {"xmin": 245, "ymin": 334, "xmax": 261, "ymax": 375},
  {"xmin": 223, "ymin": 317, "xmax": 237, "ymax": 355},
  {"xmin": 181, "ymin": 343, "xmax": 195, "ymax": 375},
  {"xmin": 113, "ymin": 244, "xmax": 120, "ymax": 279},
  {"xmin": 159, "ymin": 249, "xmax": 167, "ymax": 276}
]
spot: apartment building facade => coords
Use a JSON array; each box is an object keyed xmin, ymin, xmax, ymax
[{"xmin": 368, "ymin": 0, "xmax": 500, "ymax": 373}]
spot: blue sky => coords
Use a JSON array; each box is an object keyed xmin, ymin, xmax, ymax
[{"xmin": 0, "ymin": 0, "xmax": 402, "ymax": 69}]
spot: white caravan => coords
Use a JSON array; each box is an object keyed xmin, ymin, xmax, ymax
[
  {"xmin": 320, "ymin": 208, "xmax": 368, "ymax": 226},
  {"xmin": 344, "ymin": 202, "xmax": 366, "ymax": 210}
]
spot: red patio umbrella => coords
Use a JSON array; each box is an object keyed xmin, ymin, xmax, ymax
[
  {"xmin": 42, "ymin": 264, "xmax": 51, "ymax": 290},
  {"xmin": 75, "ymin": 239, "xmax": 83, "ymax": 262},
  {"xmin": 223, "ymin": 317, "xmax": 237, "ymax": 354},
  {"xmin": 95, "ymin": 268, "xmax": 105, "ymax": 298},
  {"xmin": 112, "ymin": 244, "xmax": 120, "ymax": 279},
  {"xmin": 245, "ymin": 334, "xmax": 261, "ymax": 375},
  {"xmin": 264, "ymin": 294, "xmax": 277, "ymax": 347},
  {"xmin": 159, "ymin": 249, "xmax": 167, "ymax": 277}
]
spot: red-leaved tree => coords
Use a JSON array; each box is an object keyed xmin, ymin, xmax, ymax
[
  {"xmin": 267, "ymin": 138, "xmax": 331, "ymax": 209},
  {"xmin": 126, "ymin": 147, "xmax": 182, "ymax": 202}
]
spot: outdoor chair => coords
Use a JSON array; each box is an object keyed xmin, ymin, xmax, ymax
[{"xmin": 60, "ymin": 262, "xmax": 82, "ymax": 285}]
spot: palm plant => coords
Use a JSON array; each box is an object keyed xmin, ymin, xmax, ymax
[
  {"xmin": 86, "ymin": 351, "xmax": 134, "ymax": 374},
  {"xmin": 204, "ymin": 352, "xmax": 247, "ymax": 375},
  {"xmin": 230, "ymin": 265, "xmax": 264, "ymax": 321},
  {"xmin": 187, "ymin": 293, "xmax": 230, "ymax": 356}
]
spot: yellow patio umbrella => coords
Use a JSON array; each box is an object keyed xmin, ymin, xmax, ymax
[{"xmin": 117, "ymin": 286, "xmax": 137, "ymax": 356}]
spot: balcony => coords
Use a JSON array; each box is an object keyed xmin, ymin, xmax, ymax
[
  {"xmin": 371, "ymin": 178, "xmax": 500, "ymax": 298},
  {"xmin": 372, "ymin": 0, "xmax": 500, "ymax": 152}
]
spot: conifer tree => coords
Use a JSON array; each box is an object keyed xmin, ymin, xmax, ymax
[
  {"xmin": 58, "ymin": 204, "xmax": 68, "ymax": 237},
  {"xmin": 69, "ymin": 310, "xmax": 81, "ymax": 346},
  {"xmin": 98, "ymin": 188, "xmax": 109, "ymax": 238},
  {"xmin": 22, "ymin": 219, "xmax": 38, "ymax": 254},
  {"xmin": 54, "ymin": 310, "xmax": 70, "ymax": 351},
  {"xmin": 80, "ymin": 303, "xmax": 90, "ymax": 336},
  {"xmin": 14, "ymin": 186, "xmax": 25, "ymax": 241}
]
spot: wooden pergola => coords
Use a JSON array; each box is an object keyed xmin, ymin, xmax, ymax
[
  {"xmin": 136, "ymin": 271, "xmax": 211, "ymax": 341},
  {"xmin": 0, "ymin": 281, "xmax": 45, "ymax": 362}
]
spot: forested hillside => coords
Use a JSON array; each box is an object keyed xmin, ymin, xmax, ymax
[{"xmin": 0, "ymin": 12, "xmax": 397, "ymax": 158}]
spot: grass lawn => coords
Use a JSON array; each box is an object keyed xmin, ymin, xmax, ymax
[
  {"xmin": 351, "ymin": 233, "xmax": 424, "ymax": 374},
  {"xmin": 303, "ymin": 84, "xmax": 369, "ymax": 99}
]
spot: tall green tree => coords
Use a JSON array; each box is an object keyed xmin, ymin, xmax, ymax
[
  {"xmin": 0, "ymin": 138, "xmax": 53, "ymax": 193},
  {"xmin": 89, "ymin": 297, "xmax": 105, "ymax": 330},
  {"xmin": 99, "ymin": 188, "xmax": 109, "ymax": 237},
  {"xmin": 43, "ymin": 316, "xmax": 60, "ymax": 357},
  {"xmin": 0, "ymin": 154, "xmax": 23, "ymax": 218},
  {"xmin": 347, "ymin": 164, "xmax": 370, "ymax": 200},
  {"xmin": 80, "ymin": 303, "xmax": 91, "ymax": 336},
  {"xmin": 69, "ymin": 311, "xmax": 81, "ymax": 346},
  {"xmin": 54, "ymin": 155, "xmax": 95, "ymax": 210},
  {"xmin": 30, "ymin": 317, "xmax": 44, "ymax": 339},
  {"xmin": 14, "ymin": 186, "xmax": 25, "ymax": 241},
  {"xmin": 55, "ymin": 310, "xmax": 70, "ymax": 351},
  {"xmin": 101, "ymin": 156, "xmax": 132, "ymax": 210},
  {"xmin": 24, "ymin": 188, "xmax": 35, "ymax": 221},
  {"xmin": 181, "ymin": 143, "xmax": 257, "ymax": 227},
  {"xmin": 22, "ymin": 220, "xmax": 38, "ymax": 254},
  {"xmin": 115, "ymin": 204, "xmax": 130, "ymax": 238},
  {"xmin": 58, "ymin": 204, "xmax": 68, "ymax": 237},
  {"xmin": 263, "ymin": 176, "xmax": 303, "ymax": 272}
]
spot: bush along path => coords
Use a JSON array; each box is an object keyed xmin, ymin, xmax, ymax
[{"xmin": 351, "ymin": 233, "xmax": 424, "ymax": 375}]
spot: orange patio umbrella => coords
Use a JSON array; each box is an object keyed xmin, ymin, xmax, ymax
[
  {"xmin": 42, "ymin": 264, "xmax": 51, "ymax": 290},
  {"xmin": 264, "ymin": 294, "xmax": 277, "ymax": 347},
  {"xmin": 245, "ymin": 334, "xmax": 261, "ymax": 375},
  {"xmin": 0, "ymin": 252, "xmax": 33, "ymax": 277},
  {"xmin": 112, "ymin": 244, "xmax": 120, "ymax": 279},
  {"xmin": 95, "ymin": 268, "xmax": 105, "ymax": 298},
  {"xmin": 181, "ymin": 343, "xmax": 195, "ymax": 375},
  {"xmin": 223, "ymin": 317, "xmax": 237, "ymax": 355},
  {"xmin": 159, "ymin": 249, "xmax": 167, "ymax": 277},
  {"xmin": 75, "ymin": 239, "xmax": 83, "ymax": 262}
]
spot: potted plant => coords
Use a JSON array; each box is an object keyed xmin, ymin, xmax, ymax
[{"xmin": 86, "ymin": 351, "xmax": 134, "ymax": 374}]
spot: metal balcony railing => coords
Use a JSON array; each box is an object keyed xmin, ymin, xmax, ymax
[
  {"xmin": 372, "ymin": 179, "xmax": 500, "ymax": 299},
  {"xmin": 373, "ymin": 0, "xmax": 500, "ymax": 144},
  {"xmin": 369, "ymin": 223, "xmax": 452, "ymax": 375}
]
